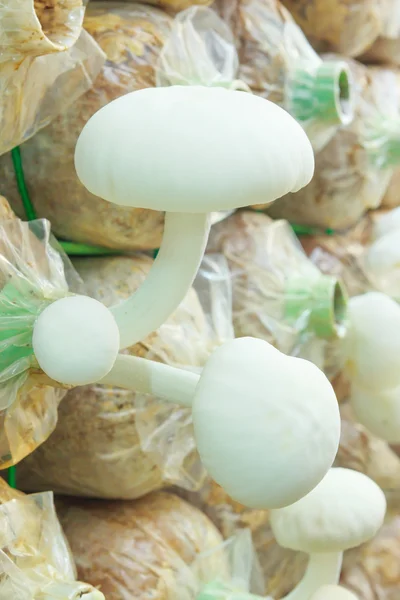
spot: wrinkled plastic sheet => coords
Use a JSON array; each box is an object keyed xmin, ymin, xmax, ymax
[
  {"xmin": 0, "ymin": 0, "xmax": 85, "ymax": 63},
  {"xmin": 0, "ymin": 492, "xmax": 91, "ymax": 600},
  {"xmin": 208, "ymin": 211, "xmax": 347, "ymax": 379},
  {"xmin": 0, "ymin": 217, "xmax": 78, "ymax": 468},
  {"xmin": 267, "ymin": 61, "xmax": 400, "ymax": 229},
  {"xmin": 0, "ymin": 29, "xmax": 105, "ymax": 157}
]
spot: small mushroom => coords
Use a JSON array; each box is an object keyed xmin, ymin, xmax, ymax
[
  {"xmin": 74, "ymin": 85, "xmax": 314, "ymax": 349},
  {"xmin": 310, "ymin": 585, "xmax": 358, "ymax": 600},
  {"xmin": 270, "ymin": 467, "xmax": 386, "ymax": 600},
  {"xmin": 345, "ymin": 292, "xmax": 400, "ymax": 392},
  {"xmin": 32, "ymin": 294, "xmax": 120, "ymax": 386},
  {"xmin": 363, "ymin": 231, "xmax": 400, "ymax": 301},
  {"xmin": 101, "ymin": 336, "xmax": 340, "ymax": 509}
]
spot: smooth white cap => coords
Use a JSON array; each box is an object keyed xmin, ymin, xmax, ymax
[
  {"xmin": 33, "ymin": 295, "xmax": 120, "ymax": 386},
  {"xmin": 346, "ymin": 292, "xmax": 400, "ymax": 391},
  {"xmin": 75, "ymin": 86, "xmax": 314, "ymax": 213},
  {"xmin": 310, "ymin": 585, "xmax": 358, "ymax": 600},
  {"xmin": 364, "ymin": 231, "xmax": 400, "ymax": 300},
  {"xmin": 192, "ymin": 337, "xmax": 340, "ymax": 509},
  {"xmin": 373, "ymin": 207, "xmax": 400, "ymax": 239},
  {"xmin": 351, "ymin": 382, "xmax": 400, "ymax": 444},
  {"xmin": 270, "ymin": 468, "xmax": 386, "ymax": 553}
]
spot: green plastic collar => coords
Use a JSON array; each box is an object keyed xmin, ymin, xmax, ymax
[
  {"xmin": 284, "ymin": 274, "xmax": 348, "ymax": 339},
  {"xmin": 288, "ymin": 60, "xmax": 353, "ymax": 126}
]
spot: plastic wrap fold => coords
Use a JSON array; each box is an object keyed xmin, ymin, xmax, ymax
[
  {"xmin": 0, "ymin": 0, "xmax": 85, "ymax": 62},
  {"xmin": 0, "ymin": 29, "xmax": 105, "ymax": 157},
  {"xmin": 207, "ymin": 211, "xmax": 347, "ymax": 380},
  {"xmin": 267, "ymin": 61, "xmax": 400, "ymax": 229},
  {"xmin": 110, "ymin": 0, "xmax": 212, "ymax": 12},
  {"xmin": 280, "ymin": 0, "xmax": 393, "ymax": 57},
  {"xmin": 359, "ymin": 3, "xmax": 400, "ymax": 66},
  {"xmin": 216, "ymin": 0, "xmax": 353, "ymax": 151},
  {"xmin": 341, "ymin": 509, "xmax": 400, "ymax": 600},
  {"xmin": 0, "ymin": 4, "xmax": 232, "ymax": 250},
  {"xmin": 55, "ymin": 491, "xmax": 237, "ymax": 600},
  {"xmin": 17, "ymin": 253, "xmax": 234, "ymax": 498},
  {"xmin": 0, "ymin": 211, "xmax": 81, "ymax": 468},
  {"xmin": 0, "ymin": 489, "xmax": 104, "ymax": 599}
]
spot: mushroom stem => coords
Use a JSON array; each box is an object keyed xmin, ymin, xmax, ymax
[
  {"xmin": 281, "ymin": 553, "xmax": 342, "ymax": 600},
  {"xmin": 110, "ymin": 212, "xmax": 211, "ymax": 349},
  {"xmin": 100, "ymin": 353, "xmax": 199, "ymax": 407}
]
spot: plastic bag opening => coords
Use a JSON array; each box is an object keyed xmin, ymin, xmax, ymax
[{"xmin": 0, "ymin": 0, "xmax": 85, "ymax": 62}]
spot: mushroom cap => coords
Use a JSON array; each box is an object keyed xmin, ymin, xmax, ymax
[
  {"xmin": 32, "ymin": 295, "xmax": 120, "ymax": 386},
  {"xmin": 310, "ymin": 585, "xmax": 358, "ymax": 600},
  {"xmin": 270, "ymin": 468, "xmax": 386, "ymax": 553},
  {"xmin": 373, "ymin": 207, "xmax": 400, "ymax": 239},
  {"xmin": 351, "ymin": 382, "xmax": 400, "ymax": 444},
  {"xmin": 347, "ymin": 292, "xmax": 400, "ymax": 391},
  {"xmin": 75, "ymin": 85, "xmax": 314, "ymax": 213},
  {"xmin": 191, "ymin": 337, "xmax": 340, "ymax": 510},
  {"xmin": 365, "ymin": 231, "xmax": 400, "ymax": 273}
]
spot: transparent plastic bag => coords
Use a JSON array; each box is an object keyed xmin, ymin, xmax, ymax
[
  {"xmin": 341, "ymin": 509, "xmax": 400, "ymax": 600},
  {"xmin": 55, "ymin": 491, "xmax": 226, "ymax": 600},
  {"xmin": 0, "ymin": 214, "xmax": 80, "ymax": 468},
  {"xmin": 0, "ymin": 3, "xmax": 172, "ymax": 250},
  {"xmin": 359, "ymin": 2, "xmax": 400, "ymax": 66},
  {"xmin": 268, "ymin": 61, "xmax": 400, "ymax": 229},
  {"xmin": 18, "ymin": 253, "xmax": 234, "ymax": 498},
  {"xmin": 207, "ymin": 211, "xmax": 347, "ymax": 379},
  {"xmin": 279, "ymin": 0, "xmax": 390, "ymax": 57},
  {"xmin": 156, "ymin": 6, "xmax": 246, "ymax": 90},
  {"xmin": 0, "ymin": 29, "xmax": 105, "ymax": 157},
  {"xmin": 382, "ymin": 168, "xmax": 400, "ymax": 208},
  {"xmin": 336, "ymin": 404, "xmax": 400, "ymax": 493},
  {"xmin": 0, "ymin": 0, "xmax": 85, "ymax": 62},
  {"xmin": 216, "ymin": 0, "xmax": 353, "ymax": 151},
  {"xmin": 178, "ymin": 480, "xmax": 307, "ymax": 599},
  {"xmin": 0, "ymin": 491, "xmax": 104, "ymax": 599},
  {"xmin": 301, "ymin": 213, "xmax": 400, "ymax": 302}
]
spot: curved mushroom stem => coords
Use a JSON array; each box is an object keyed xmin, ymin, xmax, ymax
[
  {"xmin": 100, "ymin": 353, "xmax": 199, "ymax": 407},
  {"xmin": 281, "ymin": 553, "xmax": 342, "ymax": 600},
  {"xmin": 110, "ymin": 212, "xmax": 211, "ymax": 349}
]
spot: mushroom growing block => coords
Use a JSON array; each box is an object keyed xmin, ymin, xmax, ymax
[{"xmin": 267, "ymin": 62, "xmax": 400, "ymax": 230}]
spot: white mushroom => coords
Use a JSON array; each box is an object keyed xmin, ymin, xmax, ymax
[
  {"xmin": 350, "ymin": 382, "xmax": 400, "ymax": 444},
  {"xmin": 310, "ymin": 585, "xmax": 358, "ymax": 600},
  {"xmin": 363, "ymin": 231, "xmax": 400, "ymax": 301},
  {"xmin": 270, "ymin": 468, "xmax": 386, "ymax": 600},
  {"xmin": 345, "ymin": 292, "xmax": 400, "ymax": 391},
  {"xmin": 32, "ymin": 295, "xmax": 120, "ymax": 386},
  {"xmin": 75, "ymin": 85, "xmax": 314, "ymax": 349},
  {"xmin": 100, "ymin": 336, "xmax": 340, "ymax": 509},
  {"xmin": 373, "ymin": 206, "xmax": 400, "ymax": 239}
]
